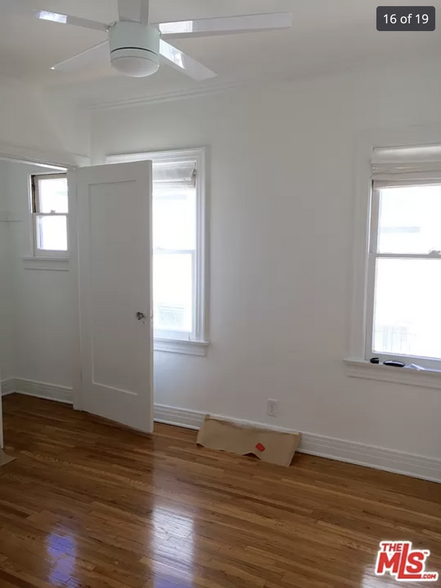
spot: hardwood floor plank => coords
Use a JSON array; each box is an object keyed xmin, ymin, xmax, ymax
[{"xmin": 0, "ymin": 394, "xmax": 440, "ymax": 588}]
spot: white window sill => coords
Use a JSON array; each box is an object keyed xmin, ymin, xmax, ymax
[
  {"xmin": 344, "ymin": 358, "xmax": 441, "ymax": 390},
  {"xmin": 154, "ymin": 338, "xmax": 209, "ymax": 357},
  {"xmin": 22, "ymin": 257, "xmax": 69, "ymax": 271}
]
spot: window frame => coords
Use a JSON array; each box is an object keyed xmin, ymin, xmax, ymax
[
  {"xmin": 366, "ymin": 179, "xmax": 441, "ymax": 370},
  {"xmin": 346, "ymin": 128, "xmax": 441, "ymax": 387},
  {"xmin": 342, "ymin": 124, "xmax": 441, "ymax": 390},
  {"xmin": 31, "ymin": 172, "xmax": 69, "ymax": 259},
  {"xmin": 106, "ymin": 148, "xmax": 209, "ymax": 355}
]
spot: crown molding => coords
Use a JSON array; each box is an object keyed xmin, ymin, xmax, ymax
[
  {"xmin": 85, "ymin": 79, "xmax": 262, "ymax": 112},
  {"xmin": 0, "ymin": 140, "xmax": 90, "ymax": 169}
]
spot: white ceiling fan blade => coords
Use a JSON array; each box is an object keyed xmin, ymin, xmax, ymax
[
  {"xmin": 0, "ymin": 0, "xmax": 108, "ymax": 32},
  {"xmin": 159, "ymin": 40, "xmax": 217, "ymax": 81},
  {"xmin": 51, "ymin": 41, "xmax": 109, "ymax": 73},
  {"xmin": 35, "ymin": 11, "xmax": 107, "ymax": 32},
  {"xmin": 156, "ymin": 12, "xmax": 292, "ymax": 40},
  {"xmin": 140, "ymin": 0, "xmax": 150, "ymax": 24},
  {"xmin": 116, "ymin": 0, "xmax": 150, "ymax": 24},
  {"xmin": 118, "ymin": 0, "xmax": 142, "ymax": 22}
]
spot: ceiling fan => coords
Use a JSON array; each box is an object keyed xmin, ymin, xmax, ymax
[{"xmin": 2, "ymin": 0, "xmax": 292, "ymax": 80}]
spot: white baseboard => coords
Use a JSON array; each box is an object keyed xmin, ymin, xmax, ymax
[
  {"xmin": 154, "ymin": 404, "xmax": 441, "ymax": 484},
  {"xmin": 1, "ymin": 379, "xmax": 17, "ymax": 396},
  {"xmin": 2, "ymin": 382, "xmax": 439, "ymax": 483},
  {"xmin": 155, "ymin": 404, "xmax": 204, "ymax": 429},
  {"xmin": 1, "ymin": 378, "xmax": 73, "ymax": 404}
]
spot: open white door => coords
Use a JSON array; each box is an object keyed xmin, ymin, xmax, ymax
[{"xmin": 70, "ymin": 162, "xmax": 153, "ymax": 433}]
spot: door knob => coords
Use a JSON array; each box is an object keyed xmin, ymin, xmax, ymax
[{"xmin": 136, "ymin": 312, "xmax": 146, "ymax": 321}]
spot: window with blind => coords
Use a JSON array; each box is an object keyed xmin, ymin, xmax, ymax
[
  {"xmin": 106, "ymin": 148, "xmax": 208, "ymax": 354},
  {"xmin": 367, "ymin": 150, "xmax": 441, "ymax": 369}
]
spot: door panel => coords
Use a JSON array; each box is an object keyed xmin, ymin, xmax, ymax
[{"xmin": 71, "ymin": 162, "xmax": 153, "ymax": 433}]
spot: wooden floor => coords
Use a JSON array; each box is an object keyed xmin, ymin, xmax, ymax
[{"xmin": 0, "ymin": 395, "xmax": 440, "ymax": 588}]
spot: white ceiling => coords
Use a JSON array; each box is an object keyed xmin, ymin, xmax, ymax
[{"xmin": 0, "ymin": 0, "xmax": 439, "ymax": 107}]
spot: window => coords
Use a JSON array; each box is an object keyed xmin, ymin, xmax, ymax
[
  {"xmin": 368, "ymin": 180, "xmax": 441, "ymax": 369},
  {"xmin": 152, "ymin": 159, "xmax": 199, "ymax": 341},
  {"xmin": 31, "ymin": 173, "xmax": 68, "ymax": 256},
  {"xmin": 106, "ymin": 149, "xmax": 208, "ymax": 355}
]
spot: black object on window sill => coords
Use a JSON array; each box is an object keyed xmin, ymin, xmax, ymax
[
  {"xmin": 383, "ymin": 360, "xmax": 405, "ymax": 368},
  {"xmin": 370, "ymin": 357, "xmax": 405, "ymax": 367}
]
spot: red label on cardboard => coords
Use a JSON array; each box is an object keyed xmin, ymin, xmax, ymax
[{"xmin": 255, "ymin": 443, "xmax": 265, "ymax": 452}]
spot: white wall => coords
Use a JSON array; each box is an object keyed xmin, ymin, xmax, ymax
[
  {"xmin": 0, "ymin": 176, "xmax": 15, "ymax": 381},
  {"xmin": 1, "ymin": 60, "xmax": 440, "ymax": 469},
  {"xmin": 0, "ymin": 160, "xmax": 74, "ymax": 388},
  {"xmin": 90, "ymin": 60, "xmax": 441, "ymax": 460},
  {"xmin": 0, "ymin": 76, "xmax": 90, "ymax": 164},
  {"xmin": 0, "ymin": 75, "xmax": 88, "ymax": 383}
]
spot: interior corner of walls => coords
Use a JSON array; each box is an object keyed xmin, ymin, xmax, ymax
[
  {"xmin": 5, "ymin": 379, "xmax": 73, "ymax": 404},
  {"xmin": 34, "ymin": 89, "xmax": 92, "ymax": 162},
  {"xmin": 1, "ymin": 378, "xmax": 16, "ymax": 396},
  {"xmin": 0, "ymin": 79, "xmax": 91, "ymax": 164}
]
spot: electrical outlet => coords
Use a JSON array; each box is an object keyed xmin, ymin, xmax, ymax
[{"xmin": 267, "ymin": 399, "xmax": 278, "ymax": 417}]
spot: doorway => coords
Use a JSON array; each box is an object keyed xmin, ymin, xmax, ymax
[{"xmin": 0, "ymin": 156, "xmax": 154, "ymax": 437}]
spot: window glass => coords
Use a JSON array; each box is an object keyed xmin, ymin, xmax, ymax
[
  {"xmin": 377, "ymin": 185, "xmax": 441, "ymax": 254},
  {"xmin": 38, "ymin": 177, "xmax": 68, "ymax": 213},
  {"xmin": 36, "ymin": 215, "xmax": 68, "ymax": 251},
  {"xmin": 373, "ymin": 258, "xmax": 441, "ymax": 359},
  {"xmin": 153, "ymin": 253, "xmax": 193, "ymax": 334}
]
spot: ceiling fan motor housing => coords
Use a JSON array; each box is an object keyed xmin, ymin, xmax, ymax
[{"xmin": 109, "ymin": 21, "xmax": 160, "ymax": 78}]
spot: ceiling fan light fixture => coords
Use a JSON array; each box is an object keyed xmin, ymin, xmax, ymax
[
  {"xmin": 111, "ymin": 51, "xmax": 159, "ymax": 77},
  {"xmin": 109, "ymin": 21, "xmax": 160, "ymax": 78}
]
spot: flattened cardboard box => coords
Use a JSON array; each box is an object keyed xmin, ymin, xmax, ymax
[{"xmin": 197, "ymin": 415, "xmax": 301, "ymax": 467}]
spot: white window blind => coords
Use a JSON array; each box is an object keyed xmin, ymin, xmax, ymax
[
  {"xmin": 153, "ymin": 160, "xmax": 196, "ymax": 188},
  {"xmin": 371, "ymin": 145, "xmax": 441, "ymax": 181}
]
